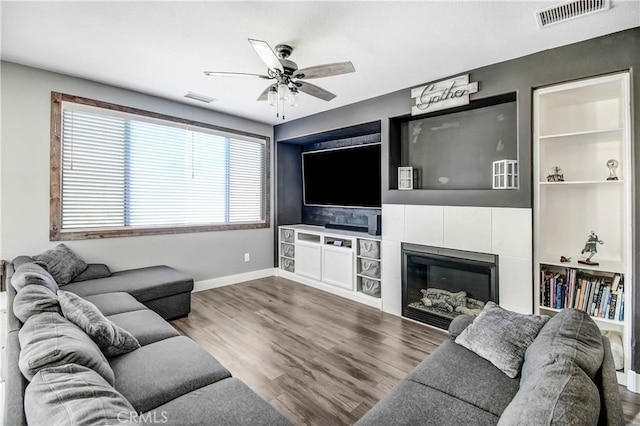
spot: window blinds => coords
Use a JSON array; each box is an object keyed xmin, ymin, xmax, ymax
[{"xmin": 61, "ymin": 103, "xmax": 266, "ymax": 231}]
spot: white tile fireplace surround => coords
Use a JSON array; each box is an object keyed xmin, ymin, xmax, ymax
[{"xmin": 381, "ymin": 204, "xmax": 532, "ymax": 317}]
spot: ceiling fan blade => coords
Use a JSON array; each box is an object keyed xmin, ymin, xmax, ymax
[
  {"xmin": 257, "ymin": 85, "xmax": 274, "ymax": 101},
  {"xmin": 294, "ymin": 61, "xmax": 355, "ymax": 79},
  {"xmin": 295, "ymin": 81, "xmax": 336, "ymax": 101},
  {"xmin": 204, "ymin": 71, "xmax": 272, "ymax": 79},
  {"xmin": 248, "ymin": 39, "xmax": 283, "ymax": 73}
]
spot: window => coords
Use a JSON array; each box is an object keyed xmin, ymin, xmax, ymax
[{"xmin": 50, "ymin": 92, "xmax": 270, "ymax": 240}]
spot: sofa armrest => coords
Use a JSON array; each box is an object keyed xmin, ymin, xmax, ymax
[
  {"xmin": 597, "ymin": 336, "xmax": 625, "ymax": 426},
  {"xmin": 448, "ymin": 315, "xmax": 474, "ymax": 339},
  {"xmin": 4, "ymin": 331, "xmax": 27, "ymax": 426}
]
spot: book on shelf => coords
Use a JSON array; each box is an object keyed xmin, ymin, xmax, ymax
[{"xmin": 540, "ymin": 267, "xmax": 624, "ymax": 321}]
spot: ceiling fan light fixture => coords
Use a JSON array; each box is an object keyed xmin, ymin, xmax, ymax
[
  {"xmin": 289, "ymin": 87, "xmax": 299, "ymax": 107},
  {"xmin": 268, "ymin": 86, "xmax": 278, "ymax": 106},
  {"xmin": 277, "ymin": 83, "xmax": 289, "ymax": 101}
]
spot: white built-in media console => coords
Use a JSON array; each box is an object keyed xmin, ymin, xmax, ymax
[{"xmin": 278, "ymin": 225, "xmax": 382, "ymax": 309}]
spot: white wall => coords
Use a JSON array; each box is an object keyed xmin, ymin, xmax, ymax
[{"xmin": 0, "ymin": 61, "xmax": 274, "ymax": 281}]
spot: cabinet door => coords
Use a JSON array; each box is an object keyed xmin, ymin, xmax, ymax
[
  {"xmin": 322, "ymin": 245, "xmax": 354, "ymax": 290},
  {"xmin": 295, "ymin": 241, "xmax": 322, "ymax": 280}
]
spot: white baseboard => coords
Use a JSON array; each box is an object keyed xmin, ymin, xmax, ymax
[
  {"xmin": 193, "ymin": 268, "xmax": 276, "ymax": 292},
  {"xmin": 627, "ymin": 370, "xmax": 640, "ymax": 393}
]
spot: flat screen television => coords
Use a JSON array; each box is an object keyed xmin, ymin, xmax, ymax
[{"xmin": 303, "ymin": 144, "xmax": 381, "ymax": 208}]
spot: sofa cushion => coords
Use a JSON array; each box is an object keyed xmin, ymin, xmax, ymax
[
  {"xmin": 142, "ymin": 378, "xmax": 291, "ymax": 426},
  {"xmin": 61, "ymin": 265, "xmax": 193, "ymax": 302},
  {"xmin": 107, "ymin": 309, "xmax": 179, "ymax": 346},
  {"xmin": 18, "ymin": 312, "xmax": 115, "ymax": 385},
  {"xmin": 408, "ymin": 339, "xmax": 520, "ymax": 417},
  {"xmin": 33, "ymin": 243, "xmax": 87, "ymax": 285},
  {"xmin": 25, "ymin": 364, "xmax": 135, "ymax": 426},
  {"xmin": 109, "ymin": 336, "xmax": 231, "ymax": 412},
  {"xmin": 10, "ymin": 262, "xmax": 59, "ymax": 294},
  {"xmin": 522, "ymin": 308, "xmax": 603, "ymax": 382},
  {"xmin": 58, "ymin": 290, "xmax": 140, "ymax": 356},
  {"xmin": 455, "ymin": 302, "xmax": 549, "ymax": 378},
  {"xmin": 71, "ymin": 263, "xmax": 112, "ymax": 282},
  {"xmin": 498, "ymin": 359, "xmax": 600, "ymax": 426},
  {"xmin": 355, "ymin": 379, "xmax": 499, "ymax": 426},
  {"xmin": 84, "ymin": 292, "xmax": 147, "ymax": 316},
  {"xmin": 13, "ymin": 285, "xmax": 60, "ymax": 323}
]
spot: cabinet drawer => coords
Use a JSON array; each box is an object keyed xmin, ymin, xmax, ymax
[
  {"xmin": 280, "ymin": 228, "xmax": 295, "ymax": 243},
  {"xmin": 281, "ymin": 243, "xmax": 295, "ymax": 258},
  {"xmin": 281, "ymin": 257, "xmax": 295, "ymax": 273},
  {"xmin": 360, "ymin": 277, "xmax": 381, "ymax": 298},
  {"xmin": 359, "ymin": 239, "xmax": 380, "ymax": 259},
  {"xmin": 359, "ymin": 258, "xmax": 381, "ymax": 278}
]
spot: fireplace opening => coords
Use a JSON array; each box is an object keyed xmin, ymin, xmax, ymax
[{"xmin": 402, "ymin": 243, "xmax": 498, "ymax": 330}]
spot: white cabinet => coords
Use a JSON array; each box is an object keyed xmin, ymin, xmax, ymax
[
  {"xmin": 295, "ymin": 233, "xmax": 322, "ymax": 281},
  {"xmin": 278, "ymin": 225, "xmax": 382, "ymax": 309},
  {"xmin": 533, "ymin": 72, "xmax": 632, "ymax": 385},
  {"xmin": 322, "ymin": 245, "xmax": 354, "ymax": 290}
]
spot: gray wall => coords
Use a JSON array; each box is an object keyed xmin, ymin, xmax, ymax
[
  {"xmin": 276, "ymin": 28, "xmax": 640, "ymax": 370},
  {"xmin": 0, "ymin": 61, "xmax": 275, "ymax": 282}
]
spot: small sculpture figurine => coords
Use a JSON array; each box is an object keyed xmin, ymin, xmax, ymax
[
  {"xmin": 606, "ymin": 159, "xmax": 619, "ymax": 181},
  {"xmin": 559, "ymin": 256, "xmax": 572, "ymax": 263},
  {"xmin": 578, "ymin": 231, "xmax": 603, "ymax": 265},
  {"xmin": 547, "ymin": 166, "xmax": 564, "ymax": 182}
]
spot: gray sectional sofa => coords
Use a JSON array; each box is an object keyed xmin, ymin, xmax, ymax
[
  {"xmin": 357, "ymin": 308, "xmax": 625, "ymax": 426},
  {"xmin": 4, "ymin": 257, "xmax": 290, "ymax": 426}
]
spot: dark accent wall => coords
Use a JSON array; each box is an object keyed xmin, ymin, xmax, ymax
[
  {"xmin": 276, "ymin": 28, "xmax": 640, "ymax": 371},
  {"xmin": 301, "ymin": 133, "xmax": 382, "ymax": 227}
]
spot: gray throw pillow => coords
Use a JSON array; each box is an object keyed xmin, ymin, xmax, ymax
[
  {"xmin": 25, "ymin": 364, "xmax": 135, "ymax": 426},
  {"xmin": 58, "ymin": 290, "xmax": 140, "ymax": 356},
  {"xmin": 33, "ymin": 243, "xmax": 87, "ymax": 285},
  {"xmin": 18, "ymin": 312, "xmax": 115, "ymax": 385},
  {"xmin": 70, "ymin": 263, "xmax": 112, "ymax": 282},
  {"xmin": 455, "ymin": 302, "xmax": 550, "ymax": 378},
  {"xmin": 13, "ymin": 285, "xmax": 61, "ymax": 323},
  {"xmin": 10, "ymin": 262, "xmax": 59, "ymax": 294},
  {"xmin": 497, "ymin": 359, "xmax": 600, "ymax": 425}
]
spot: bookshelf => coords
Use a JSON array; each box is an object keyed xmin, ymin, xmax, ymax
[{"xmin": 533, "ymin": 72, "xmax": 632, "ymax": 385}]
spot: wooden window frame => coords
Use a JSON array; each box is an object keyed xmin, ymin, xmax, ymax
[{"xmin": 50, "ymin": 92, "xmax": 270, "ymax": 241}]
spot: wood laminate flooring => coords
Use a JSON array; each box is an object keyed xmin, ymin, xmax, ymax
[{"xmin": 171, "ymin": 276, "xmax": 640, "ymax": 425}]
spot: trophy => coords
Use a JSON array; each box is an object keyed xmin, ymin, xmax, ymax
[
  {"xmin": 547, "ymin": 166, "xmax": 564, "ymax": 182},
  {"xmin": 606, "ymin": 159, "xmax": 619, "ymax": 181}
]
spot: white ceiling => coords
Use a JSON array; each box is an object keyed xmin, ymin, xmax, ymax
[{"xmin": 2, "ymin": 1, "xmax": 638, "ymax": 125}]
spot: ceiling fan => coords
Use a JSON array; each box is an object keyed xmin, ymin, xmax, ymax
[{"xmin": 204, "ymin": 39, "xmax": 355, "ymax": 117}]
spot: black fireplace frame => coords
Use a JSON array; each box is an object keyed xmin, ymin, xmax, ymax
[{"xmin": 401, "ymin": 243, "xmax": 499, "ymax": 329}]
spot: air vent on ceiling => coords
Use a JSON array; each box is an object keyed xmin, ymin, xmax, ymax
[
  {"xmin": 184, "ymin": 92, "xmax": 216, "ymax": 103},
  {"xmin": 535, "ymin": 0, "xmax": 610, "ymax": 28}
]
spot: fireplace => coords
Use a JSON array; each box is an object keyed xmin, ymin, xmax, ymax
[{"xmin": 402, "ymin": 243, "xmax": 498, "ymax": 329}]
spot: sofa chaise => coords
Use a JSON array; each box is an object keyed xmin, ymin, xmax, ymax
[{"xmin": 3, "ymin": 256, "xmax": 290, "ymax": 426}]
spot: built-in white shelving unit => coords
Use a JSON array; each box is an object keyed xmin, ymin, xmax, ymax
[
  {"xmin": 533, "ymin": 72, "xmax": 632, "ymax": 385},
  {"xmin": 278, "ymin": 225, "xmax": 382, "ymax": 309}
]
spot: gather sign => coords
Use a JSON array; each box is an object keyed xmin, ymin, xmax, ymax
[{"xmin": 411, "ymin": 74, "xmax": 478, "ymax": 116}]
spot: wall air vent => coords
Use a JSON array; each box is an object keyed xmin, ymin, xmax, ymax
[
  {"xmin": 535, "ymin": 0, "xmax": 610, "ymax": 28},
  {"xmin": 184, "ymin": 92, "xmax": 216, "ymax": 103}
]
